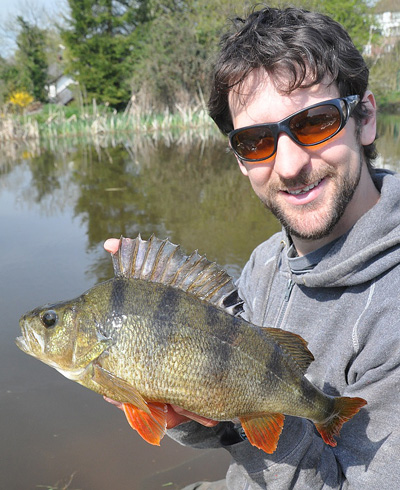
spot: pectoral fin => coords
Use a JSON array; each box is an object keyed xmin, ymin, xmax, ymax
[
  {"xmin": 123, "ymin": 402, "xmax": 168, "ymax": 446},
  {"xmin": 92, "ymin": 364, "xmax": 150, "ymax": 414},
  {"xmin": 239, "ymin": 413, "xmax": 285, "ymax": 454}
]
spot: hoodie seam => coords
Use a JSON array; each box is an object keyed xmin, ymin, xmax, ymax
[
  {"xmin": 261, "ymin": 240, "xmax": 286, "ymax": 326},
  {"xmin": 352, "ymin": 280, "xmax": 376, "ymax": 352}
]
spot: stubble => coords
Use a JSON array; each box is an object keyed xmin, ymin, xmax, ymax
[{"xmin": 261, "ymin": 157, "xmax": 363, "ymax": 241}]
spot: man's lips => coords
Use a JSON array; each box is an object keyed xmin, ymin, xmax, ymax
[
  {"xmin": 276, "ymin": 177, "xmax": 327, "ymax": 206},
  {"xmin": 284, "ymin": 178, "xmax": 324, "ymax": 196}
]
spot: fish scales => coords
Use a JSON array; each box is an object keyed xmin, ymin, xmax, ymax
[
  {"xmin": 90, "ymin": 278, "xmax": 273, "ymax": 417},
  {"xmin": 16, "ymin": 235, "xmax": 367, "ymax": 454}
]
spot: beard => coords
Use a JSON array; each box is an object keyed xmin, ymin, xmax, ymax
[{"xmin": 260, "ymin": 157, "xmax": 363, "ymax": 241}]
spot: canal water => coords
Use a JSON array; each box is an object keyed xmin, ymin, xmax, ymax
[{"xmin": 1, "ymin": 117, "xmax": 399, "ymax": 489}]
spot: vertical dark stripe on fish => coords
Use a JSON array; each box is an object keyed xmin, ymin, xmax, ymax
[
  {"xmin": 264, "ymin": 344, "xmax": 286, "ymax": 386},
  {"xmin": 204, "ymin": 304, "xmax": 242, "ymax": 344},
  {"xmin": 200, "ymin": 304, "xmax": 237, "ymax": 383},
  {"xmin": 110, "ymin": 278, "xmax": 128, "ymax": 318},
  {"xmin": 153, "ymin": 286, "xmax": 180, "ymax": 321},
  {"xmin": 151, "ymin": 285, "xmax": 180, "ymax": 345}
]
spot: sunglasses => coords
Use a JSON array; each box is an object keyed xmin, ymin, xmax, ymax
[{"xmin": 228, "ymin": 95, "xmax": 360, "ymax": 163}]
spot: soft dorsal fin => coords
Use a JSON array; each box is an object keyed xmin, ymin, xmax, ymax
[
  {"xmin": 112, "ymin": 235, "xmax": 244, "ymax": 316},
  {"xmin": 261, "ymin": 327, "xmax": 314, "ymax": 373}
]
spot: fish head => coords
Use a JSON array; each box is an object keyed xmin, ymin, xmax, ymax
[{"xmin": 16, "ymin": 295, "xmax": 111, "ymax": 374}]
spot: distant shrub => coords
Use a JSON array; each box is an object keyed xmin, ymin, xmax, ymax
[{"xmin": 8, "ymin": 91, "xmax": 34, "ymax": 111}]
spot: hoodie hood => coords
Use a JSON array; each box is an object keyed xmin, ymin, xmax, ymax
[{"xmin": 288, "ymin": 169, "xmax": 400, "ymax": 288}]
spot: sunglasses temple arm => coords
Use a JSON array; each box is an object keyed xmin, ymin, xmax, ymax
[{"xmin": 346, "ymin": 95, "xmax": 360, "ymax": 118}]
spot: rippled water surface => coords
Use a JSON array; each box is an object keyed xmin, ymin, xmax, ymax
[{"xmin": 1, "ymin": 118, "xmax": 399, "ymax": 489}]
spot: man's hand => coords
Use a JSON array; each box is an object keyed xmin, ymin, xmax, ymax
[{"xmin": 166, "ymin": 405, "xmax": 219, "ymax": 428}]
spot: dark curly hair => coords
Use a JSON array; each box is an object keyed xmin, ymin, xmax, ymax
[{"xmin": 208, "ymin": 6, "xmax": 377, "ymax": 169}]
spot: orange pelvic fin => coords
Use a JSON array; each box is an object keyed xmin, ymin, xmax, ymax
[
  {"xmin": 239, "ymin": 412, "xmax": 285, "ymax": 454},
  {"xmin": 122, "ymin": 401, "xmax": 168, "ymax": 446},
  {"xmin": 315, "ymin": 396, "xmax": 367, "ymax": 447}
]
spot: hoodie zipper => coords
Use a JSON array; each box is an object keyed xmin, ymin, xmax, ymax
[{"xmin": 275, "ymin": 277, "xmax": 294, "ymax": 329}]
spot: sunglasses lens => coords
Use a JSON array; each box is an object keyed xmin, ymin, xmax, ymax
[
  {"xmin": 231, "ymin": 127, "xmax": 275, "ymax": 161},
  {"xmin": 290, "ymin": 105, "xmax": 341, "ymax": 145}
]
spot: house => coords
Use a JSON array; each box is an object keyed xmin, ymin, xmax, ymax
[
  {"xmin": 46, "ymin": 45, "xmax": 76, "ymax": 105},
  {"xmin": 48, "ymin": 72, "xmax": 75, "ymax": 105}
]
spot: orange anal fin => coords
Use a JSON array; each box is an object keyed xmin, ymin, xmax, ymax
[
  {"xmin": 239, "ymin": 412, "xmax": 285, "ymax": 454},
  {"xmin": 122, "ymin": 402, "xmax": 168, "ymax": 446},
  {"xmin": 315, "ymin": 396, "xmax": 367, "ymax": 447}
]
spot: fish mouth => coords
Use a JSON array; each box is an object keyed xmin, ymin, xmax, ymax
[
  {"xmin": 15, "ymin": 335, "xmax": 29, "ymax": 353},
  {"xmin": 15, "ymin": 317, "xmax": 29, "ymax": 353},
  {"xmin": 15, "ymin": 317, "xmax": 42, "ymax": 357}
]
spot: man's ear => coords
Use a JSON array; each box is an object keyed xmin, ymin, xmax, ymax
[{"xmin": 360, "ymin": 91, "xmax": 377, "ymax": 146}]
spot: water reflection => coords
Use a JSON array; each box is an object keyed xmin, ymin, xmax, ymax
[
  {"xmin": 376, "ymin": 114, "xmax": 400, "ymax": 170},
  {"xmin": 3, "ymin": 134, "xmax": 282, "ymax": 280},
  {"xmin": 1, "ymin": 116, "xmax": 399, "ymax": 490}
]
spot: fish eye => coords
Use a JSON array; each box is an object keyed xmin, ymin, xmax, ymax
[{"xmin": 41, "ymin": 310, "xmax": 58, "ymax": 329}]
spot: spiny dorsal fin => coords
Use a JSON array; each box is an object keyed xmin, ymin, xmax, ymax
[
  {"xmin": 112, "ymin": 235, "xmax": 244, "ymax": 316},
  {"xmin": 261, "ymin": 327, "xmax": 314, "ymax": 373}
]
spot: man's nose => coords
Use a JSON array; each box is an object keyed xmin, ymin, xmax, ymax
[{"xmin": 272, "ymin": 133, "xmax": 311, "ymax": 180}]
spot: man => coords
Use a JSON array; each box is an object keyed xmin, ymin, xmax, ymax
[{"xmin": 105, "ymin": 6, "xmax": 400, "ymax": 489}]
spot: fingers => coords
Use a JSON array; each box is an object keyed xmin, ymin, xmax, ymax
[
  {"xmin": 169, "ymin": 405, "xmax": 219, "ymax": 428},
  {"xmin": 165, "ymin": 407, "xmax": 193, "ymax": 429},
  {"xmin": 104, "ymin": 397, "xmax": 218, "ymax": 430},
  {"xmin": 103, "ymin": 396, "xmax": 124, "ymax": 410},
  {"xmin": 104, "ymin": 238, "xmax": 120, "ymax": 254}
]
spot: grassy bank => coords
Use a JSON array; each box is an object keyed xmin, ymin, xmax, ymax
[
  {"xmin": 0, "ymin": 100, "xmax": 219, "ymax": 144},
  {"xmin": 3, "ymin": 97, "xmax": 400, "ymax": 146}
]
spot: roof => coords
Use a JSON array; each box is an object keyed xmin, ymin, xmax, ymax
[{"xmin": 374, "ymin": 0, "xmax": 400, "ymax": 14}]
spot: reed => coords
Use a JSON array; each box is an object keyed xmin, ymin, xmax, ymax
[{"xmin": 0, "ymin": 99, "xmax": 219, "ymax": 144}]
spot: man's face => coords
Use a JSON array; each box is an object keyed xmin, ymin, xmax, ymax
[{"xmin": 229, "ymin": 70, "xmax": 377, "ymax": 249}]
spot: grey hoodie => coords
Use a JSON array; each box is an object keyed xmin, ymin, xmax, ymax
[{"xmin": 168, "ymin": 169, "xmax": 400, "ymax": 489}]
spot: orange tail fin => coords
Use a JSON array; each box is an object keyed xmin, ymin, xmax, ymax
[
  {"xmin": 122, "ymin": 402, "xmax": 168, "ymax": 446},
  {"xmin": 315, "ymin": 396, "xmax": 367, "ymax": 447}
]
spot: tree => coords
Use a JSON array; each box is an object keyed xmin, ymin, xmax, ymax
[
  {"xmin": 15, "ymin": 16, "xmax": 49, "ymax": 102},
  {"xmin": 129, "ymin": 0, "xmax": 255, "ymax": 109},
  {"xmin": 128, "ymin": 0, "xmax": 374, "ymax": 110},
  {"xmin": 300, "ymin": 0, "xmax": 373, "ymax": 52},
  {"xmin": 61, "ymin": 0, "xmax": 152, "ymax": 109},
  {"xmin": 0, "ymin": 57, "xmax": 20, "ymax": 103},
  {"xmin": 369, "ymin": 40, "xmax": 400, "ymax": 110}
]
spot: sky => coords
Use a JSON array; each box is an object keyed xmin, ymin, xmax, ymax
[
  {"xmin": 0, "ymin": 0, "xmax": 65, "ymax": 20},
  {"xmin": 0, "ymin": 0, "xmax": 68, "ymax": 55}
]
